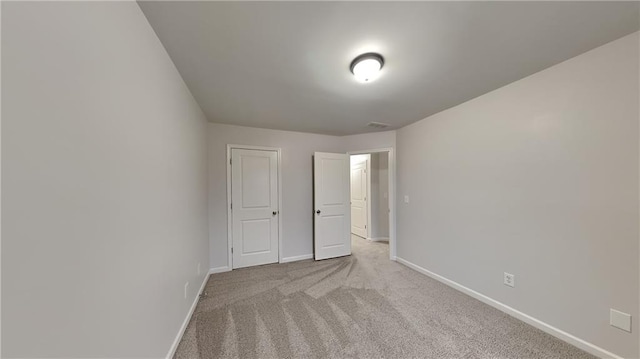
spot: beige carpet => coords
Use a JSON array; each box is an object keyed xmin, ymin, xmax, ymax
[{"xmin": 175, "ymin": 236, "xmax": 595, "ymax": 359}]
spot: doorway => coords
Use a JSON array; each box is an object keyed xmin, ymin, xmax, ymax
[
  {"xmin": 350, "ymin": 153, "xmax": 390, "ymax": 242},
  {"xmin": 350, "ymin": 154, "xmax": 369, "ymax": 238},
  {"xmin": 312, "ymin": 148, "xmax": 396, "ymax": 261},
  {"xmin": 227, "ymin": 145, "xmax": 282, "ymax": 269}
]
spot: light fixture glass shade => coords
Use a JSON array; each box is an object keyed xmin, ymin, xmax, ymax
[{"xmin": 350, "ymin": 53, "xmax": 384, "ymax": 83}]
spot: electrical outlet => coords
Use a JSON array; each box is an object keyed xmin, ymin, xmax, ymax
[
  {"xmin": 197, "ymin": 263, "xmax": 201, "ymax": 276},
  {"xmin": 610, "ymin": 309, "xmax": 632, "ymax": 332},
  {"xmin": 184, "ymin": 282, "xmax": 189, "ymax": 299},
  {"xmin": 504, "ymin": 272, "xmax": 515, "ymax": 287}
]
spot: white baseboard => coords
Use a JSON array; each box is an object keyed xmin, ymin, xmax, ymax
[
  {"xmin": 166, "ymin": 266, "xmax": 231, "ymax": 358},
  {"xmin": 209, "ymin": 266, "xmax": 231, "ymax": 274},
  {"xmin": 368, "ymin": 237, "xmax": 389, "ymax": 242},
  {"xmin": 281, "ymin": 254, "xmax": 314, "ymax": 263},
  {"xmin": 165, "ymin": 272, "xmax": 210, "ymax": 359},
  {"xmin": 395, "ymin": 257, "xmax": 622, "ymax": 359}
]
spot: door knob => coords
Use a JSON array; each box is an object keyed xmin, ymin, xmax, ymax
[
  {"xmin": 316, "ymin": 210, "xmax": 321, "ymax": 214},
  {"xmin": 273, "ymin": 211, "xmax": 277, "ymax": 216}
]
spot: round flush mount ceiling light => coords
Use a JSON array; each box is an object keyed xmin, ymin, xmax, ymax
[{"xmin": 350, "ymin": 53, "xmax": 384, "ymax": 83}]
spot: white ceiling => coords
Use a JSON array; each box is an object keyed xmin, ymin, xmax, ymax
[{"xmin": 139, "ymin": 1, "xmax": 639, "ymax": 136}]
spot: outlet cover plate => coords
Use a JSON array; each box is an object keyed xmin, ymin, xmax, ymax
[
  {"xmin": 503, "ymin": 272, "xmax": 515, "ymax": 287},
  {"xmin": 610, "ymin": 309, "xmax": 631, "ymax": 332}
]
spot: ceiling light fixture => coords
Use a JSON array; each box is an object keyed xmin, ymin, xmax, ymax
[{"xmin": 350, "ymin": 53, "xmax": 384, "ymax": 83}]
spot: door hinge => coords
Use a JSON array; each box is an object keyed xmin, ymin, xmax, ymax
[
  {"xmin": 230, "ymin": 203, "xmax": 233, "ymax": 210},
  {"xmin": 230, "ymin": 158, "xmax": 232, "ymax": 165},
  {"xmin": 365, "ymin": 225, "xmax": 367, "ymax": 229},
  {"xmin": 231, "ymin": 247, "xmax": 233, "ymax": 254}
]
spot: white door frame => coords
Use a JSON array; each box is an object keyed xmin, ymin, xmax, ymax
[
  {"xmin": 226, "ymin": 144, "xmax": 283, "ymax": 269},
  {"xmin": 347, "ymin": 148, "xmax": 396, "ymax": 260}
]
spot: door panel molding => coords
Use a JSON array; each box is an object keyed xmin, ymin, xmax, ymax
[{"xmin": 227, "ymin": 144, "xmax": 283, "ymax": 270}]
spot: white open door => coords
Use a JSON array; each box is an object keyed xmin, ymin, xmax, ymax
[
  {"xmin": 314, "ymin": 152, "xmax": 351, "ymax": 260},
  {"xmin": 231, "ymin": 148, "xmax": 279, "ymax": 268}
]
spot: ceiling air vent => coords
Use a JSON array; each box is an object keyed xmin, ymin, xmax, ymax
[{"xmin": 367, "ymin": 122, "xmax": 391, "ymax": 129}]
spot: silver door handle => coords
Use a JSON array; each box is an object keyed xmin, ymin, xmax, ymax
[
  {"xmin": 316, "ymin": 210, "xmax": 321, "ymax": 214},
  {"xmin": 273, "ymin": 211, "xmax": 277, "ymax": 216}
]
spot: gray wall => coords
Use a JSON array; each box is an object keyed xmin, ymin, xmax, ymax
[
  {"xmin": 343, "ymin": 131, "xmax": 396, "ymax": 153},
  {"xmin": 209, "ymin": 123, "xmax": 343, "ymax": 268},
  {"xmin": 209, "ymin": 124, "xmax": 396, "ymax": 269},
  {"xmin": 2, "ymin": 2, "xmax": 209, "ymax": 357},
  {"xmin": 396, "ymin": 32, "xmax": 639, "ymax": 358}
]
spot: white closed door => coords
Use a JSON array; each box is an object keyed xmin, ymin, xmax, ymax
[
  {"xmin": 350, "ymin": 159, "xmax": 368, "ymax": 238},
  {"xmin": 231, "ymin": 149, "xmax": 279, "ymax": 269},
  {"xmin": 314, "ymin": 152, "xmax": 351, "ymax": 260}
]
